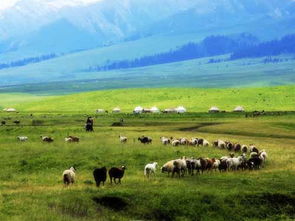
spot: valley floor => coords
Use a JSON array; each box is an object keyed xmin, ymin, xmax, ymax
[{"xmin": 0, "ymin": 112, "xmax": 294, "ymax": 220}]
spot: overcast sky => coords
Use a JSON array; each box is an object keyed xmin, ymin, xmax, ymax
[{"xmin": 0, "ymin": 0, "xmax": 102, "ymax": 10}]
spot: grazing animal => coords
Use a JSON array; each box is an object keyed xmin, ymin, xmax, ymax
[
  {"xmin": 17, "ymin": 136, "xmax": 28, "ymax": 142},
  {"xmin": 119, "ymin": 135, "xmax": 128, "ymax": 143},
  {"xmin": 109, "ymin": 166, "xmax": 126, "ymax": 184},
  {"xmin": 202, "ymin": 139, "xmax": 210, "ymax": 147},
  {"xmin": 41, "ymin": 136, "xmax": 54, "ymax": 143},
  {"xmin": 250, "ymin": 152, "xmax": 259, "ymax": 158},
  {"xmin": 144, "ymin": 162, "xmax": 158, "ymax": 178},
  {"xmin": 241, "ymin": 145, "xmax": 248, "ymax": 153},
  {"xmin": 13, "ymin": 120, "xmax": 20, "ymax": 125},
  {"xmin": 138, "ymin": 136, "xmax": 152, "ymax": 144},
  {"xmin": 234, "ymin": 143, "xmax": 241, "ymax": 152},
  {"xmin": 249, "ymin": 145, "xmax": 259, "ymax": 153},
  {"xmin": 160, "ymin": 137, "xmax": 170, "ymax": 145},
  {"xmin": 248, "ymin": 156, "xmax": 262, "ymax": 170},
  {"xmin": 214, "ymin": 140, "xmax": 226, "ymax": 149},
  {"xmin": 194, "ymin": 158, "xmax": 207, "ymax": 174},
  {"xmin": 161, "ymin": 160, "xmax": 183, "ymax": 178},
  {"xmin": 172, "ymin": 139, "xmax": 181, "ymax": 146},
  {"xmin": 259, "ymin": 150, "xmax": 268, "ymax": 162},
  {"xmin": 93, "ymin": 167, "xmax": 107, "ymax": 187},
  {"xmin": 225, "ymin": 141, "xmax": 233, "ymax": 151},
  {"xmin": 190, "ymin": 138, "xmax": 198, "ymax": 146},
  {"xmin": 65, "ymin": 136, "xmax": 80, "ymax": 142},
  {"xmin": 1, "ymin": 121, "xmax": 6, "ymax": 126},
  {"xmin": 173, "ymin": 157, "xmax": 187, "ymax": 176},
  {"xmin": 212, "ymin": 159, "xmax": 221, "ymax": 171},
  {"xmin": 62, "ymin": 167, "xmax": 76, "ymax": 185},
  {"xmin": 197, "ymin": 138, "xmax": 204, "ymax": 146},
  {"xmin": 218, "ymin": 159, "xmax": 228, "ymax": 172},
  {"xmin": 226, "ymin": 156, "xmax": 244, "ymax": 171},
  {"xmin": 180, "ymin": 138, "xmax": 189, "ymax": 145}
]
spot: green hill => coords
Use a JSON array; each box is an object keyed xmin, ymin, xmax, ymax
[{"xmin": 13, "ymin": 85, "xmax": 295, "ymax": 112}]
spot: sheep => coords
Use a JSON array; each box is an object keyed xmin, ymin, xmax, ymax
[
  {"xmin": 234, "ymin": 143, "xmax": 241, "ymax": 152},
  {"xmin": 138, "ymin": 136, "xmax": 152, "ymax": 144},
  {"xmin": 241, "ymin": 145, "xmax": 248, "ymax": 153},
  {"xmin": 249, "ymin": 145, "xmax": 259, "ymax": 153},
  {"xmin": 194, "ymin": 158, "xmax": 207, "ymax": 174},
  {"xmin": 172, "ymin": 139, "xmax": 181, "ymax": 146},
  {"xmin": 65, "ymin": 136, "xmax": 80, "ymax": 142},
  {"xmin": 161, "ymin": 160, "xmax": 176, "ymax": 177},
  {"xmin": 250, "ymin": 151, "xmax": 259, "ymax": 158},
  {"xmin": 247, "ymin": 156, "xmax": 262, "ymax": 170},
  {"xmin": 180, "ymin": 138, "xmax": 189, "ymax": 145},
  {"xmin": 62, "ymin": 167, "xmax": 76, "ymax": 185},
  {"xmin": 218, "ymin": 159, "xmax": 228, "ymax": 172},
  {"xmin": 109, "ymin": 166, "xmax": 126, "ymax": 184},
  {"xmin": 174, "ymin": 157, "xmax": 187, "ymax": 176},
  {"xmin": 197, "ymin": 138, "xmax": 204, "ymax": 146},
  {"xmin": 225, "ymin": 141, "xmax": 233, "ymax": 151},
  {"xmin": 202, "ymin": 139, "xmax": 210, "ymax": 147},
  {"xmin": 93, "ymin": 167, "xmax": 107, "ymax": 187},
  {"xmin": 212, "ymin": 159, "xmax": 221, "ymax": 171},
  {"xmin": 144, "ymin": 162, "xmax": 158, "ymax": 178},
  {"xmin": 119, "ymin": 135, "xmax": 128, "ymax": 143},
  {"xmin": 190, "ymin": 138, "xmax": 198, "ymax": 146},
  {"xmin": 226, "ymin": 155, "xmax": 245, "ymax": 171},
  {"xmin": 40, "ymin": 136, "xmax": 54, "ymax": 143},
  {"xmin": 259, "ymin": 150, "xmax": 268, "ymax": 162},
  {"xmin": 205, "ymin": 158, "xmax": 214, "ymax": 171},
  {"xmin": 17, "ymin": 136, "xmax": 28, "ymax": 142},
  {"xmin": 214, "ymin": 140, "xmax": 226, "ymax": 149},
  {"xmin": 160, "ymin": 137, "xmax": 170, "ymax": 145}
]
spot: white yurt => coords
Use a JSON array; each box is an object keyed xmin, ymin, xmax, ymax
[
  {"xmin": 209, "ymin": 106, "xmax": 220, "ymax": 113},
  {"xmin": 150, "ymin": 106, "xmax": 160, "ymax": 113},
  {"xmin": 112, "ymin": 107, "xmax": 121, "ymax": 113},
  {"xmin": 3, "ymin": 108, "xmax": 16, "ymax": 112},
  {"xmin": 233, "ymin": 106, "xmax": 245, "ymax": 112},
  {"xmin": 175, "ymin": 106, "xmax": 187, "ymax": 114},
  {"xmin": 133, "ymin": 106, "xmax": 143, "ymax": 114}
]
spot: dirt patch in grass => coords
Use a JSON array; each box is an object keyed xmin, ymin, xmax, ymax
[{"xmin": 179, "ymin": 123, "xmax": 223, "ymax": 131}]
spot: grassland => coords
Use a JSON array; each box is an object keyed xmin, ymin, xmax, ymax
[
  {"xmin": 0, "ymin": 111, "xmax": 294, "ymax": 220},
  {"xmin": 11, "ymin": 85, "xmax": 295, "ymax": 113}
]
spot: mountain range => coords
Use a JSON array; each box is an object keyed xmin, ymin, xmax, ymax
[{"xmin": 0, "ymin": 0, "xmax": 294, "ymax": 92}]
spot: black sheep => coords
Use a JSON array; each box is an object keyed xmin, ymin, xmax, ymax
[
  {"xmin": 109, "ymin": 166, "xmax": 126, "ymax": 184},
  {"xmin": 247, "ymin": 157, "xmax": 262, "ymax": 170},
  {"xmin": 138, "ymin": 136, "xmax": 152, "ymax": 144},
  {"xmin": 218, "ymin": 160, "xmax": 228, "ymax": 172},
  {"xmin": 93, "ymin": 167, "xmax": 107, "ymax": 187}
]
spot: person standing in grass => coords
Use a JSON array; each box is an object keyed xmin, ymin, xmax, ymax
[{"xmin": 85, "ymin": 116, "xmax": 94, "ymax": 132}]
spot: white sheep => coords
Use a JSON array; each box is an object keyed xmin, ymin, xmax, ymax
[
  {"xmin": 180, "ymin": 138, "xmax": 189, "ymax": 145},
  {"xmin": 190, "ymin": 138, "xmax": 198, "ymax": 145},
  {"xmin": 226, "ymin": 156, "xmax": 243, "ymax": 171},
  {"xmin": 212, "ymin": 159, "xmax": 221, "ymax": 171},
  {"xmin": 119, "ymin": 135, "xmax": 128, "ymax": 143},
  {"xmin": 160, "ymin": 137, "xmax": 170, "ymax": 145},
  {"xmin": 17, "ymin": 136, "xmax": 28, "ymax": 142},
  {"xmin": 62, "ymin": 167, "xmax": 76, "ymax": 185},
  {"xmin": 241, "ymin": 145, "xmax": 248, "ymax": 153},
  {"xmin": 144, "ymin": 162, "xmax": 158, "ymax": 178},
  {"xmin": 161, "ymin": 160, "xmax": 175, "ymax": 177},
  {"xmin": 172, "ymin": 139, "xmax": 181, "ymax": 146},
  {"xmin": 259, "ymin": 150, "xmax": 268, "ymax": 162},
  {"xmin": 202, "ymin": 139, "xmax": 210, "ymax": 147}
]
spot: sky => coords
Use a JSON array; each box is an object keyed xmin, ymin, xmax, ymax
[{"xmin": 0, "ymin": 0, "xmax": 102, "ymax": 10}]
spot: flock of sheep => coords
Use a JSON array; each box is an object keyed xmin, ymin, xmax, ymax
[{"xmin": 60, "ymin": 134, "xmax": 267, "ymax": 187}]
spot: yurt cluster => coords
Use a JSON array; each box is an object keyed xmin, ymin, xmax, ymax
[{"xmin": 95, "ymin": 106, "xmax": 245, "ymax": 114}]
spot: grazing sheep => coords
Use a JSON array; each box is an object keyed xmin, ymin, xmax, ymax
[
  {"xmin": 190, "ymin": 138, "xmax": 198, "ymax": 146},
  {"xmin": 65, "ymin": 136, "xmax": 80, "ymax": 142},
  {"xmin": 174, "ymin": 157, "xmax": 187, "ymax": 176},
  {"xmin": 214, "ymin": 140, "xmax": 226, "ymax": 149},
  {"xmin": 202, "ymin": 139, "xmax": 210, "ymax": 147},
  {"xmin": 225, "ymin": 141, "xmax": 233, "ymax": 151},
  {"xmin": 218, "ymin": 159, "xmax": 228, "ymax": 172},
  {"xmin": 119, "ymin": 135, "xmax": 128, "ymax": 143},
  {"xmin": 62, "ymin": 167, "xmax": 76, "ymax": 185},
  {"xmin": 109, "ymin": 166, "xmax": 126, "ymax": 184},
  {"xmin": 40, "ymin": 136, "xmax": 54, "ymax": 143},
  {"xmin": 161, "ymin": 160, "xmax": 176, "ymax": 177},
  {"xmin": 205, "ymin": 158, "xmax": 214, "ymax": 171},
  {"xmin": 180, "ymin": 138, "xmax": 189, "ymax": 145},
  {"xmin": 138, "ymin": 136, "xmax": 152, "ymax": 144},
  {"xmin": 212, "ymin": 159, "xmax": 221, "ymax": 171},
  {"xmin": 93, "ymin": 167, "xmax": 107, "ymax": 187},
  {"xmin": 249, "ymin": 145, "xmax": 259, "ymax": 153},
  {"xmin": 144, "ymin": 162, "xmax": 158, "ymax": 178},
  {"xmin": 13, "ymin": 120, "xmax": 20, "ymax": 125},
  {"xmin": 234, "ymin": 143, "xmax": 241, "ymax": 152},
  {"xmin": 226, "ymin": 156, "xmax": 244, "ymax": 171},
  {"xmin": 247, "ymin": 156, "xmax": 262, "ymax": 170},
  {"xmin": 197, "ymin": 138, "xmax": 204, "ymax": 146},
  {"xmin": 17, "ymin": 136, "xmax": 28, "ymax": 142},
  {"xmin": 250, "ymin": 151, "xmax": 259, "ymax": 158},
  {"xmin": 160, "ymin": 137, "xmax": 170, "ymax": 145},
  {"xmin": 259, "ymin": 150, "xmax": 268, "ymax": 162},
  {"xmin": 241, "ymin": 145, "xmax": 248, "ymax": 153},
  {"xmin": 172, "ymin": 139, "xmax": 181, "ymax": 146},
  {"xmin": 194, "ymin": 158, "xmax": 207, "ymax": 174}
]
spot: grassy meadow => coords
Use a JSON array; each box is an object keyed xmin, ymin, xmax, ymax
[{"xmin": 0, "ymin": 87, "xmax": 295, "ymax": 220}]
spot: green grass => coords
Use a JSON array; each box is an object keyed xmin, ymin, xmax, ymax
[
  {"xmin": 12, "ymin": 85, "xmax": 295, "ymax": 112},
  {"xmin": 0, "ymin": 112, "xmax": 295, "ymax": 220}
]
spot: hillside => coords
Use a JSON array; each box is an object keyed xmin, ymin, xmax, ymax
[{"xmin": 14, "ymin": 85, "xmax": 295, "ymax": 112}]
